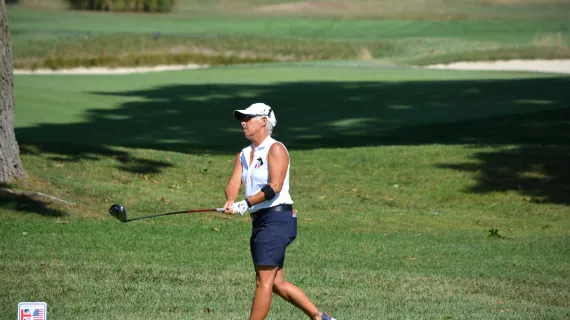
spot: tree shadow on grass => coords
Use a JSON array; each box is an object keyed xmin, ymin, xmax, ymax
[
  {"xmin": 19, "ymin": 143, "xmax": 173, "ymax": 174},
  {"xmin": 14, "ymin": 76, "xmax": 570, "ymax": 204},
  {"xmin": 443, "ymin": 145, "xmax": 570, "ymax": 205},
  {"xmin": 432, "ymin": 108, "xmax": 570, "ymax": 205},
  {"xmin": 0, "ymin": 184, "xmax": 66, "ymax": 217}
]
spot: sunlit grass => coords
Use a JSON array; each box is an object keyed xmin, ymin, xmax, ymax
[{"xmin": 2, "ymin": 143, "xmax": 568, "ymax": 319}]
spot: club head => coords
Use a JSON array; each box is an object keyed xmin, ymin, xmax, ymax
[{"xmin": 109, "ymin": 204, "xmax": 127, "ymax": 223}]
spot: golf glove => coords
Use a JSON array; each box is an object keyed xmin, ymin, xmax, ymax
[{"xmin": 230, "ymin": 200, "xmax": 249, "ymax": 215}]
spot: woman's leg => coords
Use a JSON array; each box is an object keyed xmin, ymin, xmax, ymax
[
  {"xmin": 272, "ymin": 267, "xmax": 322, "ymax": 320},
  {"xmin": 250, "ymin": 266, "xmax": 279, "ymax": 320}
]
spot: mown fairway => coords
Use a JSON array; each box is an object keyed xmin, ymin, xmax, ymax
[
  {"xmin": 1, "ymin": 63, "xmax": 569, "ymax": 319},
  {"xmin": 7, "ymin": 0, "xmax": 570, "ymax": 69}
]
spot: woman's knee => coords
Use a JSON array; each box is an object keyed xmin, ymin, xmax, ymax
[
  {"xmin": 255, "ymin": 275, "xmax": 266, "ymax": 287},
  {"xmin": 255, "ymin": 270, "xmax": 277, "ymax": 289},
  {"xmin": 272, "ymin": 278, "xmax": 287, "ymax": 294},
  {"xmin": 256, "ymin": 280, "xmax": 274, "ymax": 292}
]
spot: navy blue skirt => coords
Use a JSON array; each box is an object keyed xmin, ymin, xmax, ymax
[{"xmin": 250, "ymin": 208, "xmax": 297, "ymax": 268}]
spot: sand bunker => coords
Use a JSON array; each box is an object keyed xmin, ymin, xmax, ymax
[
  {"xmin": 424, "ymin": 59, "xmax": 570, "ymax": 74},
  {"xmin": 255, "ymin": 1, "xmax": 348, "ymax": 13},
  {"xmin": 13, "ymin": 60, "xmax": 570, "ymax": 75},
  {"xmin": 14, "ymin": 64, "xmax": 206, "ymax": 75}
]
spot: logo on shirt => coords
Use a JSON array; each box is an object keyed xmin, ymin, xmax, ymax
[{"xmin": 254, "ymin": 157, "xmax": 264, "ymax": 169}]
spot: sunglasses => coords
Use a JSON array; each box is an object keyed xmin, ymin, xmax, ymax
[
  {"xmin": 241, "ymin": 115, "xmax": 260, "ymax": 121},
  {"xmin": 240, "ymin": 109, "xmax": 272, "ymax": 122}
]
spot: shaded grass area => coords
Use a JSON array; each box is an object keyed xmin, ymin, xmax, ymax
[
  {"xmin": 441, "ymin": 144, "xmax": 570, "ymax": 205},
  {"xmin": 7, "ymin": 3, "xmax": 570, "ymax": 69},
  {"xmin": 14, "ymin": 66, "xmax": 570, "ymax": 150},
  {"xmin": 12, "ymin": 65, "xmax": 570, "ymax": 207},
  {"xmin": 0, "ymin": 183, "xmax": 66, "ymax": 217}
]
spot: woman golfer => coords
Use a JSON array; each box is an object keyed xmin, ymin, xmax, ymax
[{"xmin": 223, "ymin": 103, "xmax": 336, "ymax": 320}]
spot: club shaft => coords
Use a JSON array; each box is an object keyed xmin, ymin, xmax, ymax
[{"xmin": 126, "ymin": 208, "xmax": 225, "ymax": 222}]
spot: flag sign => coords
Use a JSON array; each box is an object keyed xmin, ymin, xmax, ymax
[{"xmin": 18, "ymin": 302, "xmax": 47, "ymax": 320}]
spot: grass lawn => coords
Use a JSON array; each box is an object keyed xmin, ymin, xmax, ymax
[
  {"xmin": 1, "ymin": 63, "xmax": 569, "ymax": 319},
  {"xmin": 6, "ymin": 0, "xmax": 570, "ymax": 69}
]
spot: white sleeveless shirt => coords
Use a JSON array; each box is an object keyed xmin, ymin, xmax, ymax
[{"xmin": 240, "ymin": 136, "xmax": 293, "ymax": 213}]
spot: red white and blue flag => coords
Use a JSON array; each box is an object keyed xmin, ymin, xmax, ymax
[{"xmin": 18, "ymin": 302, "xmax": 47, "ymax": 320}]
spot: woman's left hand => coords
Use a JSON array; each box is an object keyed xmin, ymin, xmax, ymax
[{"xmin": 229, "ymin": 200, "xmax": 249, "ymax": 215}]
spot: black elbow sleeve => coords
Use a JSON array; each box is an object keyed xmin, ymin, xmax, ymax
[{"xmin": 261, "ymin": 185, "xmax": 276, "ymax": 200}]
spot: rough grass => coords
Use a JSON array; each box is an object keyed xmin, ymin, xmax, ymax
[
  {"xmin": 7, "ymin": 0, "xmax": 570, "ymax": 69},
  {"xmin": 11, "ymin": 33, "xmax": 358, "ymax": 70}
]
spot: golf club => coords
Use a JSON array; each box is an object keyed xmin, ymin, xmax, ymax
[{"xmin": 109, "ymin": 204, "xmax": 226, "ymax": 223}]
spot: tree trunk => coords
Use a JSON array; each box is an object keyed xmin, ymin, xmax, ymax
[{"xmin": 0, "ymin": 0, "xmax": 26, "ymax": 183}]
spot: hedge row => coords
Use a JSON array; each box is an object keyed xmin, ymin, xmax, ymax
[
  {"xmin": 66, "ymin": 0, "xmax": 175, "ymax": 13},
  {"xmin": 18, "ymin": 52, "xmax": 275, "ymax": 70}
]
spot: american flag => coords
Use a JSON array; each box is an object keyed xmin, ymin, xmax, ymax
[{"xmin": 32, "ymin": 308, "xmax": 44, "ymax": 320}]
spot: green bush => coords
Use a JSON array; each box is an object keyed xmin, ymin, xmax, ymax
[{"xmin": 66, "ymin": 0, "xmax": 175, "ymax": 13}]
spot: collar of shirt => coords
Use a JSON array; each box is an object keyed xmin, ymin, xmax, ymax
[{"xmin": 252, "ymin": 135, "xmax": 273, "ymax": 152}]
